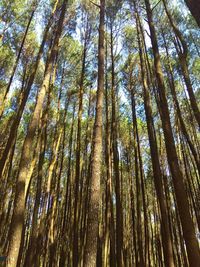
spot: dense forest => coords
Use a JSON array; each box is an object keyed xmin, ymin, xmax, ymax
[{"xmin": 0, "ymin": 0, "xmax": 200, "ymax": 266}]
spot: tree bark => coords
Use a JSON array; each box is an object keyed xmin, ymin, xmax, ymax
[
  {"xmin": 110, "ymin": 22, "xmax": 124, "ymax": 267},
  {"xmin": 135, "ymin": 7, "xmax": 175, "ymax": 267},
  {"xmin": 162, "ymin": 0, "xmax": 200, "ymax": 128},
  {"xmin": 0, "ymin": 4, "xmax": 36, "ymax": 119},
  {"xmin": 0, "ymin": 11, "xmax": 54, "ymax": 179},
  {"xmin": 7, "ymin": 1, "xmax": 68, "ymax": 266},
  {"xmin": 84, "ymin": 0, "xmax": 105, "ymax": 265},
  {"xmin": 73, "ymin": 21, "xmax": 89, "ymax": 267},
  {"xmin": 184, "ymin": 0, "xmax": 200, "ymax": 27},
  {"xmin": 144, "ymin": 0, "xmax": 200, "ymax": 266}
]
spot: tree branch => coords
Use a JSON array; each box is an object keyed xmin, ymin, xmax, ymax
[
  {"xmin": 152, "ymin": 0, "xmax": 162, "ymax": 11},
  {"xmin": 90, "ymin": 1, "xmax": 100, "ymax": 8}
]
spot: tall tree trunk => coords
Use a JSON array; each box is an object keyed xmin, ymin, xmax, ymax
[
  {"xmin": 131, "ymin": 89, "xmax": 145, "ymax": 267},
  {"xmin": 0, "ymin": 2, "xmax": 36, "ymax": 119},
  {"xmin": 0, "ymin": 11, "xmax": 54, "ymax": 179},
  {"xmin": 162, "ymin": 0, "xmax": 200, "ymax": 127},
  {"xmin": 161, "ymin": 30, "xmax": 200, "ymax": 175},
  {"xmin": 144, "ymin": 0, "xmax": 200, "ymax": 266},
  {"xmin": 105, "ymin": 37, "xmax": 116, "ymax": 267},
  {"xmin": 59, "ymin": 100, "xmax": 75, "ymax": 267},
  {"xmin": 73, "ymin": 21, "xmax": 89, "ymax": 267},
  {"xmin": 7, "ymin": 1, "xmax": 68, "ymax": 266},
  {"xmin": 110, "ymin": 22, "xmax": 124, "ymax": 267},
  {"xmin": 24, "ymin": 107, "xmax": 48, "ymax": 267},
  {"xmin": 84, "ymin": 0, "xmax": 105, "ymax": 265},
  {"xmin": 134, "ymin": 7, "xmax": 175, "ymax": 267}
]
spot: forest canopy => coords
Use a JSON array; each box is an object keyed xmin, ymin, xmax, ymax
[{"xmin": 0, "ymin": 0, "xmax": 200, "ymax": 266}]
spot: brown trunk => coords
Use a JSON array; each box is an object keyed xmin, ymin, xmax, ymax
[
  {"xmin": 134, "ymin": 7, "xmax": 175, "ymax": 267},
  {"xmin": 7, "ymin": 2, "xmax": 68, "ymax": 266},
  {"xmin": 110, "ymin": 22, "xmax": 124, "ymax": 267},
  {"xmin": 84, "ymin": 0, "xmax": 105, "ymax": 265},
  {"xmin": 162, "ymin": 0, "xmax": 200, "ymax": 127},
  {"xmin": 78, "ymin": 87, "xmax": 93, "ymax": 267},
  {"xmin": 184, "ymin": 0, "xmax": 200, "ymax": 27},
  {"xmin": 24, "ymin": 114, "xmax": 48, "ymax": 267},
  {"xmin": 126, "ymin": 142, "xmax": 138, "ymax": 267},
  {"xmin": 144, "ymin": 0, "xmax": 200, "ymax": 266},
  {"xmin": 73, "ymin": 21, "xmax": 89, "ymax": 267},
  {"xmin": 105, "ymin": 38, "xmax": 116, "ymax": 267},
  {"xmin": 131, "ymin": 89, "xmax": 145, "ymax": 267},
  {"xmin": 59, "ymin": 100, "xmax": 75, "ymax": 266},
  {"xmin": 0, "ymin": 13, "xmax": 53, "ymax": 179},
  {"xmin": 0, "ymin": 4, "xmax": 36, "ymax": 119},
  {"xmin": 161, "ymin": 30, "xmax": 200, "ymax": 175}
]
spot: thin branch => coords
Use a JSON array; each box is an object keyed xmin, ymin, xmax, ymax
[
  {"xmin": 152, "ymin": 0, "xmax": 162, "ymax": 12},
  {"xmin": 90, "ymin": 1, "xmax": 100, "ymax": 8}
]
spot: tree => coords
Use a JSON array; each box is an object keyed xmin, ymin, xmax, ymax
[
  {"xmin": 7, "ymin": 1, "xmax": 68, "ymax": 265},
  {"xmin": 84, "ymin": 1, "xmax": 105, "ymax": 265},
  {"xmin": 184, "ymin": 0, "xmax": 200, "ymax": 27},
  {"xmin": 144, "ymin": 0, "xmax": 200, "ymax": 265},
  {"xmin": 0, "ymin": 0, "xmax": 199, "ymax": 266}
]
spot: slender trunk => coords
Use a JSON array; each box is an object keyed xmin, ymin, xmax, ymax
[
  {"xmin": 73, "ymin": 22, "xmax": 89, "ymax": 266},
  {"xmin": 162, "ymin": 0, "xmax": 200, "ymax": 127},
  {"xmin": 161, "ymin": 30, "xmax": 200, "ymax": 175},
  {"xmin": 134, "ymin": 7, "xmax": 175, "ymax": 267},
  {"xmin": 131, "ymin": 89, "xmax": 145, "ymax": 267},
  {"xmin": 0, "ymin": 4, "xmax": 36, "ymax": 119},
  {"xmin": 105, "ymin": 38, "xmax": 116, "ymax": 267},
  {"xmin": 84, "ymin": 1, "xmax": 105, "ymax": 265},
  {"xmin": 110, "ymin": 23, "xmax": 123, "ymax": 267},
  {"xmin": 0, "ymin": 12, "xmax": 53, "ymax": 179},
  {"xmin": 7, "ymin": 2, "xmax": 68, "ymax": 266},
  {"xmin": 144, "ymin": 0, "xmax": 200, "ymax": 265},
  {"xmin": 59, "ymin": 100, "xmax": 75, "ymax": 266},
  {"xmin": 24, "ymin": 111, "xmax": 48, "ymax": 267}
]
